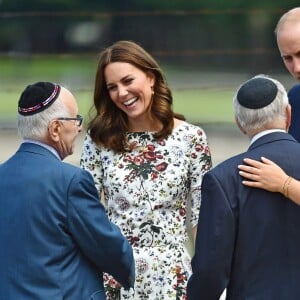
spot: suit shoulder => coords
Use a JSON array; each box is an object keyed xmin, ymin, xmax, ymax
[
  {"xmin": 288, "ymin": 84, "xmax": 300, "ymax": 101},
  {"xmin": 211, "ymin": 152, "xmax": 246, "ymax": 173},
  {"xmin": 59, "ymin": 161, "xmax": 93, "ymax": 181}
]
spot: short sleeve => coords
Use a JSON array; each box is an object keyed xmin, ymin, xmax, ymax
[
  {"xmin": 80, "ymin": 133, "xmax": 103, "ymax": 200},
  {"xmin": 188, "ymin": 126, "xmax": 212, "ymax": 227}
]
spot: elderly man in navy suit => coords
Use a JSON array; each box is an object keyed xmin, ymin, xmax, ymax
[
  {"xmin": 187, "ymin": 75, "xmax": 300, "ymax": 299},
  {"xmin": 0, "ymin": 82, "xmax": 135, "ymax": 299}
]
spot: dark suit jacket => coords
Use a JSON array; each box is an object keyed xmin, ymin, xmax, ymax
[
  {"xmin": 0, "ymin": 143, "xmax": 134, "ymax": 299},
  {"xmin": 187, "ymin": 132, "xmax": 300, "ymax": 300},
  {"xmin": 288, "ymin": 84, "xmax": 300, "ymax": 142}
]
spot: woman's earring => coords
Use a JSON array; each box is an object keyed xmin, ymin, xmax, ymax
[{"xmin": 151, "ymin": 86, "xmax": 154, "ymax": 95}]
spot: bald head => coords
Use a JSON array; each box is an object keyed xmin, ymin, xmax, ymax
[
  {"xmin": 275, "ymin": 7, "xmax": 300, "ymax": 35},
  {"xmin": 59, "ymin": 86, "xmax": 78, "ymax": 117},
  {"xmin": 275, "ymin": 7, "xmax": 300, "ymax": 81}
]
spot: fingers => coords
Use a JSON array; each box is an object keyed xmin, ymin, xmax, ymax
[
  {"xmin": 240, "ymin": 179, "xmax": 263, "ymax": 188},
  {"xmin": 238, "ymin": 170, "xmax": 254, "ymax": 179},
  {"xmin": 238, "ymin": 170, "xmax": 261, "ymax": 181},
  {"xmin": 243, "ymin": 156, "xmax": 276, "ymax": 167},
  {"xmin": 238, "ymin": 165, "xmax": 261, "ymax": 175},
  {"xmin": 242, "ymin": 158, "xmax": 264, "ymax": 168},
  {"xmin": 260, "ymin": 156, "xmax": 276, "ymax": 165}
]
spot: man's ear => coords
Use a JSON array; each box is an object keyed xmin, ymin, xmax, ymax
[
  {"xmin": 48, "ymin": 120, "xmax": 61, "ymax": 142},
  {"xmin": 235, "ymin": 116, "xmax": 247, "ymax": 135},
  {"xmin": 286, "ymin": 104, "xmax": 291, "ymax": 132}
]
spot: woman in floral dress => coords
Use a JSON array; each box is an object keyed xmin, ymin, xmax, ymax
[{"xmin": 80, "ymin": 40, "xmax": 212, "ymax": 299}]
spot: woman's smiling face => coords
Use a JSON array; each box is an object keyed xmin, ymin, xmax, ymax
[{"xmin": 104, "ymin": 62, "xmax": 155, "ymax": 124}]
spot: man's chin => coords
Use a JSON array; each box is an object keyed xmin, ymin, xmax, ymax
[{"xmin": 292, "ymin": 74, "xmax": 300, "ymax": 81}]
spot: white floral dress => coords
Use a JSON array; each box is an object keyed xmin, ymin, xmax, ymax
[{"xmin": 80, "ymin": 122, "xmax": 212, "ymax": 300}]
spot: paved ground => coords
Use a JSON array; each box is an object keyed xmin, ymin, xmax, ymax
[{"xmin": 0, "ymin": 124, "xmax": 249, "ymax": 166}]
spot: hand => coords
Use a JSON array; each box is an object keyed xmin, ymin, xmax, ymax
[{"xmin": 238, "ymin": 157, "xmax": 289, "ymax": 193}]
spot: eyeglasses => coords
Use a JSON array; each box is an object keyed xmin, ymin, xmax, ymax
[{"xmin": 57, "ymin": 114, "xmax": 83, "ymax": 127}]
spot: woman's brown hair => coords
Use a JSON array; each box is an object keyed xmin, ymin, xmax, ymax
[{"xmin": 88, "ymin": 40, "xmax": 185, "ymax": 153}]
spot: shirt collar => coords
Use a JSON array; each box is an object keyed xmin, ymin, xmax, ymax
[{"xmin": 250, "ymin": 129, "xmax": 286, "ymax": 145}]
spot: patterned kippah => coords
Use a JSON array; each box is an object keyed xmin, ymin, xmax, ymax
[
  {"xmin": 18, "ymin": 82, "xmax": 61, "ymax": 116},
  {"xmin": 237, "ymin": 77, "xmax": 278, "ymax": 109}
]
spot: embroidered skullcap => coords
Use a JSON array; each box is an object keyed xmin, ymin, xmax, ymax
[
  {"xmin": 237, "ymin": 77, "xmax": 278, "ymax": 109},
  {"xmin": 18, "ymin": 82, "xmax": 61, "ymax": 116}
]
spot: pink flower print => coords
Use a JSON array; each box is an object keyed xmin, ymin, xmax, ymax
[
  {"xmin": 205, "ymin": 145, "xmax": 211, "ymax": 155},
  {"xmin": 191, "ymin": 153, "xmax": 197, "ymax": 159},
  {"xmin": 151, "ymin": 172, "xmax": 158, "ymax": 180},
  {"xmin": 197, "ymin": 129, "xmax": 203, "ymax": 136},
  {"xmin": 155, "ymin": 153, "xmax": 163, "ymax": 159},
  {"xmin": 179, "ymin": 208, "xmax": 186, "ymax": 216},
  {"xmin": 175, "ymin": 266, "xmax": 186, "ymax": 283},
  {"xmin": 172, "ymin": 266, "xmax": 188, "ymax": 298},
  {"xmin": 143, "ymin": 151, "xmax": 156, "ymax": 161},
  {"xmin": 133, "ymin": 156, "xmax": 145, "ymax": 165},
  {"xmin": 146, "ymin": 144, "xmax": 155, "ymax": 151},
  {"xmin": 157, "ymin": 140, "xmax": 166, "ymax": 146},
  {"xmin": 123, "ymin": 155, "xmax": 132, "ymax": 163},
  {"xmin": 195, "ymin": 144, "xmax": 204, "ymax": 152},
  {"xmin": 116, "ymin": 197, "xmax": 130, "ymax": 212},
  {"xmin": 136, "ymin": 258, "xmax": 149, "ymax": 275},
  {"xmin": 155, "ymin": 162, "xmax": 168, "ymax": 172},
  {"xmin": 108, "ymin": 277, "xmax": 121, "ymax": 289},
  {"xmin": 129, "ymin": 236, "xmax": 140, "ymax": 247}
]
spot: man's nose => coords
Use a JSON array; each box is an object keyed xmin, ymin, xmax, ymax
[{"xmin": 293, "ymin": 57, "xmax": 300, "ymax": 75}]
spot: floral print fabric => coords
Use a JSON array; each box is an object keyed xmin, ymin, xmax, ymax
[{"xmin": 80, "ymin": 122, "xmax": 212, "ymax": 299}]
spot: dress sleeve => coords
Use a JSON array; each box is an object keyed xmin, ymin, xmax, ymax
[
  {"xmin": 80, "ymin": 133, "xmax": 103, "ymax": 200},
  {"xmin": 189, "ymin": 126, "xmax": 212, "ymax": 227}
]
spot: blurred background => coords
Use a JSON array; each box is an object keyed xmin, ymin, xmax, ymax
[{"xmin": 0, "ymin": 0, "xmax": 299, "ymax": 166}]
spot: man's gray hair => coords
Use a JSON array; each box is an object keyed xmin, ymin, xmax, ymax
[
  {"xmin": 17, "ymin": 95, "xmax": 69, "ymax": 140},
  {"xmin": 233, "ymin": 75, "xmax": 289, "ymax": 135}
]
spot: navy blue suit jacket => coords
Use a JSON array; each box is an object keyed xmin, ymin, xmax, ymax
[
  {"xmin": 187, "ymin": 132, "xmax": 300, "ymax": 300},
  {"xmin": 288, "ymin": 84, "xmax": 300, "ymax": 142},
  {"xmin": 0, "ymin": 143, "xmax": 134, "ymax": 299}
]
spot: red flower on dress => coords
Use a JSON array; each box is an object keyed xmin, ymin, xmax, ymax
[{"xmin": 155, "ymin": 162, "xmax": 168, "ymax": 172}]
